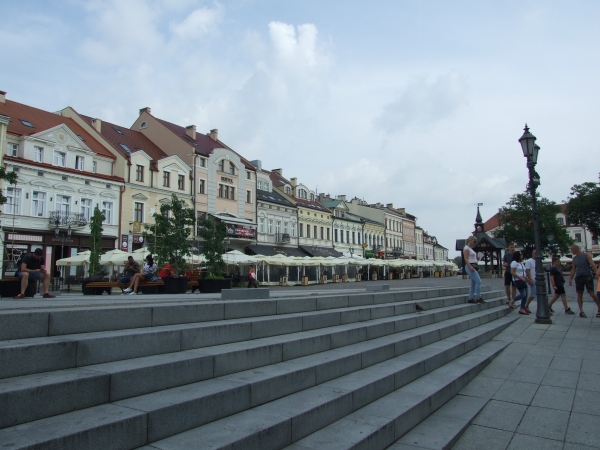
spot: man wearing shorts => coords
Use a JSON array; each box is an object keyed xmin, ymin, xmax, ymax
[
  {"xmin": 569, "ymin": 245, "xmax": 600, "ymax": 318},
  {"xmin": 14, "ymin": 248, "xmax": 55, "ymax": 299},
  {"xmin": 548, "ymin": 256, "xmax": 574, "ymax": 314},
  {"xmin": 525, "ymin": 249, "xmax": 537, "ymax": 312},
  {"xmin": 503, "ymin": 244, "xmax": 516, "ymax": 303}
]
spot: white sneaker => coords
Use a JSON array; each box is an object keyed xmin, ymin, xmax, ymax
[
  {"xmin": 123, "ymin": 288, "xmax": 132, "ymax": 293},
  {"xmin": 129, "ymin": 291, "xmax": 137, "ymax": 295}
]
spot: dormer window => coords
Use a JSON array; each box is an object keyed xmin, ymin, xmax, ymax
[
  {"xmin": 113, "ymin": 127, "xmax": 124, "ymax": 135},
  {"xmin": 229, "ymin": 162, "xmax": 235, "ymax": 175},
  {"xmin": 285, "ymin": 186, "xmax": 291, "ymax": 195},
  {"xmin": 264, "ymin": 182, "xmax": 269, "ymax": 190},
  {"xmin": 139, "ymin": 121, "xmax": 148, "ymax": 129}
]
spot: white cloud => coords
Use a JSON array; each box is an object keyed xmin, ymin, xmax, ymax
[{"xmin": 170, "ymin": 4, "xmax": 223, "ymax": 40}]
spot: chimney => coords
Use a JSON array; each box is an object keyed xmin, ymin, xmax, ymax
[
  {"xmin": 386, "ymin": 203, "xmax": 393, "ymax": 209},
  {"xmin": 290, "ymin": 177, "xmax": 298, "ymax": 187},
  {"xmin": 272, "ymin": 168, "xmax": 282, "ymax": 176},
  {"xmin": 208, "ymin": 129, "xmax": 218, "ymax": 141},
  {"xmin": 0, "ymin": 90, "xmax": 5, "ymax": 104},
  {"xmin": 337, "ymin": 195, "xmax": 346, "ymax": 201},
  {"xmin": 92, "ymin": 118, "xmax": 102, "ymax": 133},
  {"xmin": 186, "ymin": 125, "xmax": 196, "ymax": 140},
  {"xmin": 139, "ymin": 107, "xmax": 151, "ymax": 115},
  {"xmin": 250, "ymin": 160, "xmax": 262, "ymax": 170}
]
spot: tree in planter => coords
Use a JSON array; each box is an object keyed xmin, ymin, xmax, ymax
[
  {"xmin": 495, "ymin": 192, "xmax": 572, "ymax": 256},
  {"xmin": 88, "ymin": 205, "xmax": 105, "ymax": 277},
  {"xmin": 144, "ymin": 194, "xmax": 195, "ymax": 275},
  {"xmin": 198, "ymin": 215, "xmax": 227, "ymax": 278}
]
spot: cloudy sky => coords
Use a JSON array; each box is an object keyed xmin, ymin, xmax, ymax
[{"xmin": 3, "ymin": 0, "xmax": 599, "ymax": 255}]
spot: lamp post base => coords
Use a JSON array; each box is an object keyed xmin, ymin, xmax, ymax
[{"xmin": 535, "ymin": 317, "xmax": 552, "ymax": 324}]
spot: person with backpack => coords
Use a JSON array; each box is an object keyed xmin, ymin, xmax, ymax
[{"xmin": 13, "ymin": 248, "xmax": 55, "ymax": 299}]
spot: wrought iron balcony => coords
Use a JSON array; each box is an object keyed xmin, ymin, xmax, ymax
[
  {"xmin": 49, "ymin": 211, "xmax": 88, "ymax": 228},
  {"xmin": 276, "ymin": 233, "xmax": 291, "ymax": 243}
]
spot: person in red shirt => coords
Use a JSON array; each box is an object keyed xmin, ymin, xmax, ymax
[{"xmin": 159, "ymin": 262, "xmax": 174, "ymax": 278}]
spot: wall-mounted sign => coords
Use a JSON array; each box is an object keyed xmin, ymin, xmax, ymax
[
  {"xmin": 132, "ymin": 221, "xmax": 142, "ymax": 233},
  {"xmin": 121, "ymin": 234, "xmax": 128, "ymax": 249},
  {"xmin": 221, "ymin": 177, "xmax": 234, "ymax": 184},
  {"xmin": 133, "ymin": 235, "xmax": 144, "ymax": 244},
  {"xmin": 225, "ymin": 225, "xmax": 256, "ymax": 239}
]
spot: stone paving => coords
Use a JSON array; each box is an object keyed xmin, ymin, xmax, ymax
[{"xmin": 452, "ymin": 276, "xmax": 600, "ymax": 450}]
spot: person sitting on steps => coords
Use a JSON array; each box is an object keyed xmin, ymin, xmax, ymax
[{"xmin": 13, "ymin": 248, "xmax": 55, "ymax": 299}]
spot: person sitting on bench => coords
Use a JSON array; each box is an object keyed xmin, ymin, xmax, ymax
[
  {"xmin": 14, "ymin": 248, "xmax": 55, "ymax": 299},
  {"xmin": 118, "ymin": 256, "xmax": 140, "ymax": 289},
  {"xmin": 123, "ymin": 254, "xmax": 158, "ymax": 295}
]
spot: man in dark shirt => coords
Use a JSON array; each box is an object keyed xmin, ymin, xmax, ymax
[
  {"xmin": 503, "ymin": 244, "xmax": 516, "ymax": 303},
  {"xmin": 548, "ymin": 256, "xmax": 574, "ymax": 314},
  {"xmin": 118, "ymin": 256, "xmax": 140, "ymax": 285},
  {"xmin": 14, "ymin": 248, "xmax": 55, "ymax": 299}
]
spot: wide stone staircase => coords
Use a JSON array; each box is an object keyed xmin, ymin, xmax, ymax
[{"xmin": 0, "ymin": 285, "xmax": 515, "ymax": 449}]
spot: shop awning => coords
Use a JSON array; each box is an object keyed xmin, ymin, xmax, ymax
[
  {"xmin": 245, "ymin": 245, "xmax": 307, "ymax": 258},
  {"xmin": 209, "ymin": 213, "xmax": 257, "ymax": 227},
  {"xmin": 299, "ymin": 245, "xmax": 344, "ymax": 258}
]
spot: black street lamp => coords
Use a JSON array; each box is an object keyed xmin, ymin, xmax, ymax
[
  {"xmin": 518, "ymin": 124, "xmax": 551, "ymax": 324},
  {"xmin": 54, "ymin": 220, "xmax": 72, "ymax": 279},
  {"xmin": 349, "ymin": 247, "xmax": 354, "ymax": 258}
]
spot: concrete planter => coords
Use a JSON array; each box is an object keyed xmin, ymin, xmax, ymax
[{"xmin": 163, "ymin": 276, "xmax": 188, "ymax": 294}]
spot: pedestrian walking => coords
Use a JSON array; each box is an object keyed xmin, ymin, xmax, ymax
[
  {"xmin": 463, "ymin": 236, "xmax": 484, "ymax": 304},
  {"xmin": 568, "ymin": 245, "xmax": 600, "ymax": 318},
  {"xmin": 548, "ymin": 256, "xmax": 574, "ymax": 315},
  {"xmin": 525, "ymin": 249, "xmax": 537, "ymax": 311},
  {"xmin": 503, "ymin": 243, "xmax": 517, "ymax": 304},
  {"xmin": 247, "ymin": 265, "xmax": 258, "ymax": 288},
  {"xmin": 510, "ymin": 251, "xmax": 529, "ymax": 314}
]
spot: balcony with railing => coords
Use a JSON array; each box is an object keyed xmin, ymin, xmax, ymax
[
  {"xmin": 276, "ymin": 233, "xmax": 291, "ymax": 243},
  {"xmin": 48, "ymin": 211, "xmax": 88, "ymax": 228}
]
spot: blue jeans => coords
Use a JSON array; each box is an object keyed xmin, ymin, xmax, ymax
[
  {"xmin": 514, "ymin": 287, "xmax": 527, "ymax": 309},
  {"xmin": 118, "ymin": 276, "xmax": 132, "ymax": 284},
  {"xmin": 528, "ymin": 283, "xmax": 537, "ymax": 298},
  {"xmin": 464, "ymin": 265, "xmax": 481, "ymax": 300}
]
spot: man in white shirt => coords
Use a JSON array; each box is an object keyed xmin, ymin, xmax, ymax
[{"xmin": 525, "ymin": 249, "xmax": 537, "ymax": 311}]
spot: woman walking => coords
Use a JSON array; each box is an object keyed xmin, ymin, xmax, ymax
[
  {"xmin": 463, "ymin": 236, "xmax": 484, "ymax": 304},
  {"xmin": 510, "ymin": 251, "xmax": 529, "ymax": 314},
  {"xmin": 123, "ymin": 254, "xmax": 158, "ymax": 295},
  {"xmin": 247, "ymin": 265, "xmax": 258, "ymax": 288}
]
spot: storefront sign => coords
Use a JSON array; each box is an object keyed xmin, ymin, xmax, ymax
[
  {"xmin": 121, "ymin": 234, "xmax": 128, "ymax": 249},
  {"xmin": 225, "ymin": 225, "xmax": 256, "ymax": 239},
  {"xmin": 132, "ymin": 221, "xmax": 142, "ymax": 233},
  {"xmin": 364, "ymin": 250, "xmax": 374, "ymax": 259},
  {"xmin": 133, "ymin": 235, "xmax": 144, "ymax": 244},
  {"xmin": 221, "ymin": 176, "xmax": 234, "ymax": 184}
]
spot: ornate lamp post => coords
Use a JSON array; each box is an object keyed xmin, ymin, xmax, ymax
[
  {"xmin": 518, "ymin": 124, "xmax": 551, "ymax": 324},
  {"xmin": 349, "ymin": 247, "xmax": 354, "ymax": 257}
]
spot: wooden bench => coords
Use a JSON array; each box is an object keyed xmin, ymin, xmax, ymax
[
  {"xmin": 83, "ymin": 270, "xmax": 203, "ymax": 295},
  {"xmin": 0, "ymin": 277, "xmax": 38, "ymax": 298}
]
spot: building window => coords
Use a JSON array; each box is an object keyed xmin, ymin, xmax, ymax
[
  {"xmin": 199, "ymin": 179, "xmax": 205, "ymax": 194},
  {"xmin": 178, "ymin": 174, "xmax": 185, "ymax": 190},
  {"xmin": 285, "ymin": 186, "xmax": 291, "ymax": 195},
  {"xmin": 92, "ymin": 161, "xmax": 97, "ymax": 173},
  {"xmin": 56, "ymin": 195, "xmax": 70, "ymax": 214},
  {"xmin": 284, "ymin": 221, "xmax": 288, "ymax": 234},
  {"xmin": 246, "ymin": 190, "xmax": 252, "ymax": 203},
  {"xmin": 34, "ymin": 146, "xmax": 43, "ymax": 162},
  {"xmin": 5, "ymin": 188, "xmax": 21, "ymax": 214},
  {"xmin": 75, "ymin": 156, "xmax": 84, "ymax": 171},
  {"xmin": 218, "ymin": 160, "xmax": 224, "ymax": 172},
  {"xmin": 298, "ymin": 189, "xmax": 307, "ymax": 199},
  {"xmin": 320, "ymin": 227, "xmax": 324, "ymax": 240},
  {"xmin": 306, "ymin": 224, "xmax": 310, "ymax": 238},
  {"xmin": 268, "ymin": 219, "xmax": 273, "ymax": 234},
  {"xmin": 327, "ymin": 228, "xmax": 330, "ymax": 241},
  {"xmin": 352, "ymin": 232, "xmax": 356, "ymax": 244},
  {"xmin": 163, "ymin": 171, "xmax": 170, "ymax": 187},
  {"xmin": 292, "ymin": 222, "xmax": 297, "ymax": 237},
  {"xmin": 314, "ymin": 225, "xmax": 318, "ymax": 239},
  {"xmin": 229, "ymin": 162, "xmax": 235, "ymax": 175},
  {"xmin": 310, "ymin": 193, "xmax": 314, "ymax": 201},
  {"xmin": 259, "ymin": 217, "xmax": 265, "ymax": 233},
  {"xmin": 80, "ymin": 198, "xmax": 92, "ymax": 221},
  {"xmin": 31, "ymin": 191, "xmax": 46, "ymax": 217},
  {"xmin": 276, "ymin": 221, "xmax": 281, "ymax": 235},
  {"xmin": 134, "ymin": 202, "xmax": 144, "ymax": 223},
  {"xmin": 264, "ymin": 182, "xmax": 269, "ymax": 190},
  {"xmin": 136, "ymin": 165, "xmax": 144, "ymax": 182},
  {"xmin": 218, "ymin": 184, "xmax": 235, "ymax": 200},
  {"xmin": 557, "ymin": 217, "xmax": 565, "ymax": 225},
  {"xmin": 592, "ymin": 235, "xmax": 598, "ymax": 245},
  {"xmin": 6, "ymin": 143, "xmax": 18, "ymax": 157},
  {"xmin": 53, "ymin": 151, "xmax": 66, "ymax": 167},
  {"xmin": 102, "ymin": 201, "xmax": 113, "ymax": 225},
  {"xmin": 257, "ymin": 181, "xmax": 262, "ymax": 190},
  {"xmin": 575, "ymin": 233, "xmax": 582, "ymax": 242},
  {"xmin": 335, "ymin": 229, "xmax": 339, "ymax": 243},
  {"xmin": 199, "ymin": 158, "xmax": 206, "ymax": 167},
  {"xmin": 246, "ymin": 171, "xmax": 251, "ymax": 180}
]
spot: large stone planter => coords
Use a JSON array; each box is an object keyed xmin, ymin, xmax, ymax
[
  {"xmin": 163, "ymin": 276, "xmax": 188, "ymax": 294},
  {"xmin": 200, "ymin": 278, "xmax": 232, "ymax": 294}
]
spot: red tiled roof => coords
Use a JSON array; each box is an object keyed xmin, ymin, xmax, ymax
[
  {"xmin": 153, "ymin": 116, "xmax": 256, "ymax": 170},
  {"xmin": 0, "ymin": 100, "xmax": 115, "ymax": 160},
  {"xmin": 268, "ymin": 171, "xmax": 330, "ymax": 212},
  {"xmin": 79, "ymin": 114, "xmax": 169, "ymax": 163},
  {"xmin": 483, "ymin": 213, "xmax": 500, "ymax": 231}
]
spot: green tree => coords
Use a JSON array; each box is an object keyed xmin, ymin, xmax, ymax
[
  {"xmin": 198, "ymin": 215, "xmax": 227, "ymax": 278},
  {"xmin": 88, "ymin": 205, "xmax": 105, "ymax": 276},
  {"xmin": 144, "ymin": 194, "xmax": 195, "ymax": 274},
  {"xmin": 0, "ymin": 167, "xmax": 18, "ymax": 207},
  {"xmin": 495, "ymin": 192, "xmax": 572, "ymax": 256},
  {"xmin": 566, "ymin": 182, "xmax": 600, "ymax": 239}
]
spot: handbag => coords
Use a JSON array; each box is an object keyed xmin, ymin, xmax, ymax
[{"xmin": 514, "ymin": 279, "xmax": 527, "ymax": 290}]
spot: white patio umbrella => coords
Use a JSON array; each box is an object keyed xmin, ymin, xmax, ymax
[
  {"xmin": 99, "ymin": 249, "xmax": 131, "ymax": 265},
  {"xmin": 559, "ymin": 256, "xmax": 573, "ymax": 263},
  {"xmin": 223, "ymin": 250, "xmax": 258, "ymax": 265},
  {"xmin": 56, "ymin": 250, "xmax": 91, "ymax": 266}
]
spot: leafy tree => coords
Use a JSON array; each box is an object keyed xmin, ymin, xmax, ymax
[
  {"xmin": 198, "ymin": 215, "xmax": 227, "ymax": 278},
  {"xmin": 0, "ymin": 167, "xmax": 18, "ymax": 207},
  {"xmin": 566, "ymin": 182, "xmax": 600, "ymax": 239},
  {"xmin": 88, "ymin": 205, "xmax": 105, "ymax": 276},
  {"xmin": 144, "ymin": 194, "xmax": 195, "ymax": 275},
  {"xmin": 495, "ymin": 192, "xmax": 572, "ymax": 256},
  {"xmin": 452, "ymin": 255, "xmax": 462, "ymax": 266}
]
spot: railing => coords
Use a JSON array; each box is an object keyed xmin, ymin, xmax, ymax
[
  {"xmin": 276, "ymin": 233, "xmax": 291, "ymax": 243},
  {"xmin": 48, "ymin": 211, "xmax": 88, "ymax": 227}
]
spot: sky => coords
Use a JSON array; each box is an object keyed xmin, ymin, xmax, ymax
[{"xmin": 2, "ymin": 0, "xmax": 599, "ymax": 256}]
